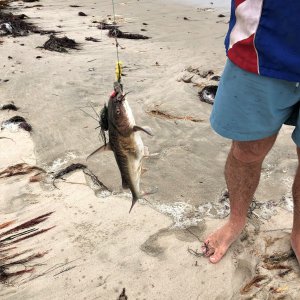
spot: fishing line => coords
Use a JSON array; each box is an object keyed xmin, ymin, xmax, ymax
[{"xmin": 111, "ymin": 0, "xmax": 122, "ymax": 83}]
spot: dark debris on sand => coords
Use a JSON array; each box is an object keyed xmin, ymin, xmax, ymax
[
  {"xmin": 24, "ymin": 4, "xmax": 43, "ymax": 8},
  {"xmin": 1, "ymin": 115, "xmax": 32, "ymax": 132},
  {"xmin": 52, "ymin": 163, "xmax": 87, "ymax": 188},
  {"xmin": 85, "ymin": 36, "xmax": 100, "ymax": 42},
  {"xmin": 198, "ymin": 85, "xmax": 218, "ymax": 105},
  {"xmin": 3, "ymin": 116, "xmax": 25, "ymax": 123},
  {"xmin": 0, "ymin": 11, "xmax": 37, "ymax": 36},
  {"xmin": 0, "ymin": 102, "xmax": 18, "ymax": 111},
  {"xmin": 78, "ymin": 11, "xmax": 87, "ymax": 16},
  {"xmin": 0, "ymin": 212, "xmax": 54, "ymax": 284},
  {"xmin": 0, "ymin": 163, "xmax": 44, "ymax": 178},
  {"xmin": 40, "ymin": 35, "xmax": 80, "ymax": 53},
  {"xmin": 0, "ymin": 11, "xmax": 56, "ymax": 37},
  {"xmin": 97, "ymin": 22, "xmax": 119, "ymax": 30},
  {"xmin": 118, "ymin": 288, "xmax": 128, "ymax": 300},
  {"xmin": 108, "ymin": 28, "xmax": 150, "ymax": 40}
]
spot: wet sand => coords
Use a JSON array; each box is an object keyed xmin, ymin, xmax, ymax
[{"xmin": 0, "ymin": 0, "xmax": 300, "ymax": 299}]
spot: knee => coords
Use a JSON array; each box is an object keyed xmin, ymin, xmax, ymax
[{"xmin": 231, "ymin": 141, "xmax": 271, "ymax": 164}]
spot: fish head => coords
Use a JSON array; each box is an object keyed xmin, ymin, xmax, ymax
[{"xmin": 108, "ymin": 90, "xmax": 134, "ymax": 134}]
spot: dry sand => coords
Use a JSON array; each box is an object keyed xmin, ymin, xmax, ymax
[{"xmin": 0, "ymin": 0, "xmax": 300, "ymax": 299}]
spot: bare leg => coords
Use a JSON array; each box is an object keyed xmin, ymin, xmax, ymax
[
  {"xmin": 291, "ymin": 147, "xmax": 300, "ymax": 264},
  {"xmin": 203, "ymin": 134, "xmax": 277, "ymax": 263}
]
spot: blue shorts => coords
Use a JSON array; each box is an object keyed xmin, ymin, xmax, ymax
[{"xmin": 210, "ymin": 60, "xmax": 300, "ymax": 146}]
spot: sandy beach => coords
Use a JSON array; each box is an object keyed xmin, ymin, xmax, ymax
[{"xmin": 0, "ymin": 0, "xmax": 300, "ymax": 299}]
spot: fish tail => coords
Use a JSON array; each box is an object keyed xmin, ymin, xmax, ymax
[{"xmin": 129, "ymin": 195, "xmax": 139, "ymax": 214}]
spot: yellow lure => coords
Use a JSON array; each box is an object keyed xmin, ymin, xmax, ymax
[{"xmin": 115, "ymin": 61, "xmax": 123, "ymax": 81}]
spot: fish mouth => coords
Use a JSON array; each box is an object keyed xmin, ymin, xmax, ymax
[{"xmin": 114, "ymin": 91, "xmax": 131, "ymax": 103}]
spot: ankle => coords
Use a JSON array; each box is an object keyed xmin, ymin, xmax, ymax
[{"xmin": 228, "ymin": 216, "xmax": 246, "ymax": 228}]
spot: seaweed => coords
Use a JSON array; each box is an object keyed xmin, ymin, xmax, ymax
[
  {"xmin": 85, "ymin": 36, "xmax": 100, "ymax": 42},
  {"xmin": 0, "ymin": 213, "xmax": 54, "ymax": 283},
  {"xmin": 0, "ymin": 11, "xmax": 38, "ymax": 36},
  {"xmin": 53, "ymin": 163, "xmax": 87, "ymax": 180},
  {"xmin": 40, "ymin": 35, "xmax": 80, "ymax": 53},
  {"xmin": 6, "ymin": 227, "xmax": 54, "ymax": 245},
  {"xmin": 240, "ymin": 275, "xmax": 269, "ymax": 294},
  {"xmin": 29, "ymin": 172, "xmax": 44, "ymax": 182},
  {"xmin": 263, "ymin": 263, "xmax": 292, "ymax": 270},
  {"xmin": 0, "ymin": 103, "xmax": 18, "ymax": 111},
  {"xmin": 0, "ymin": 163, "xmax": 44, "ymax": 178},
  {"xmin": 0, "ymin": 212, "xmax": 53, "ymax": 238},
  {"xmin": 1, "ymin": 115, "xmax": 33, "ymax": 132},
  {"xmin": 263, "ymin": 250, "xmax": 296, "ymax": 264},
  {"xmin": 185, "ymin": 67, "xmax": 214, "ymax": 78},
  {"xmin": 147, "ymin": 109, "xmax": 203, "ymax": 123},
  {"xmin": 52, "ymin": 163, "xmax": 87, "ymax": 188},
  {"xmin": 83, "ymin": 168, "xmax": 111, "ymax": 192},
  {"xmin": 0, "ymin": 267, "xmax": 34, "ymax": 282},
  {"xmin": 18, "ymin": 121, "xmax": 32, "ymax": 132},
  {"xmin": 211, "ymin": 75, "xmax": 221, "ymax": 81},
  {"xmin": 97, "ymin": 22, "xmax": 119, "ymax": 30},
  {"xmin": 0, "ymin": 221, "xmax": 15, "ymax": 230},
  {"xmin": 24, "ymin": 4, "xmax": 43, "ymax": 8},
  {"xmin": 278, "ymin": 269, "xmax": 293, "ymax": 278},
  {"xmin": 3, "ymin": 115, "xmax": 25, "ymax": 123},
  {"xmin": 108, "ymin": 28, "xmax": 150, "ymax": 40}
]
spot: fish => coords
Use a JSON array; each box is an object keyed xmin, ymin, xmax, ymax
[{"xmin": 87, "ymin": 82, "xmax": 153, "ymax": 212}]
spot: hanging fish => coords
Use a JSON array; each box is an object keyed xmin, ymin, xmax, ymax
[{"xmin": 87, "ymin": 82, "xmax": 153, "ymax": 212}]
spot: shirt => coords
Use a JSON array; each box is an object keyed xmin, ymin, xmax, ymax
[{"xmin": 225, "ymin": 0, "xmax": 300, "ymax": 82}]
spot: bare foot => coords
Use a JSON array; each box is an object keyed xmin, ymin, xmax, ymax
[
  {"xmin": 291, "ymin": 231, "xmax": 300, "ymax": 264},
  {"xmin": 202, "ymin": 220, "xmax": 245, "ymax": 263}
]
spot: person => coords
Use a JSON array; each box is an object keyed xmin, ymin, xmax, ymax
[{"xmin": 202, "ymin": 0, "xmax": 300, "ymax": 264}]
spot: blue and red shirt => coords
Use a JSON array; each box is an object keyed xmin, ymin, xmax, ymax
[{"xmin": 225, "ymin": 0, "xmax": 300, "ymax": 82}]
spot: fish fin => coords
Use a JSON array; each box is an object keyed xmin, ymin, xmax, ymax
[
  {"xmin": 133, "ymin": 125, "xmax": 153, "ymax": 136},
  {"xmin": 86, "ymin": 143, "xmax": 112, "ymax": 160}
]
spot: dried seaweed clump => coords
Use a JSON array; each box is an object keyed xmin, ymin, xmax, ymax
[
  {"xmin": 41, "ymin": 35, "xmax": 80, "ymax": 53},
  {"xmin": 0, "ymin": 212, "xmax": 54, "ymax": 283},
  {"xmin": 0, "ymin": 163, "xmax": 44, "ymax": 179},
  {"xmin": 0, "ymin": 102, "xmax": 18, "ymax": 111},
  {"xmin": 1, "ymin": 115, "xmax": 32, "ymax": 132},
  {"xmin": 85, "ymin": 36, "xmax": 100, "ymax": 42},
  {"xmin": 108, "ymin": 28, "xmax": 150, "ymax": 40},
  {"xmin": 97, "ymin": 22, "xmax": 119, "ymax": 30},
  {"xmin": 0, "ymin": 11, "xmax": 37, "ymax": 36}
]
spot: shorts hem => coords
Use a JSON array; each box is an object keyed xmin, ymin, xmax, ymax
[{"xmin": 211, "ymin": 119, "xmax": 280, "ymax": 142}]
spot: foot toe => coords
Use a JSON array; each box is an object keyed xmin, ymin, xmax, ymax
[{"xmin": 209, "ymin": 250, "xmax": 224, "ymax": 264}]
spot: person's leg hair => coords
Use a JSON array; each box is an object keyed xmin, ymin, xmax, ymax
[{"xmin": 203, "ymin": 134, "xmax": 277, "ymax": 263}]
